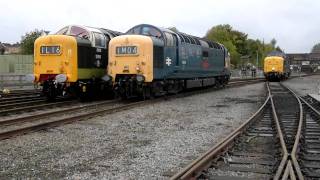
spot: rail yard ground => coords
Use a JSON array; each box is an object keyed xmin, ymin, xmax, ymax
[{"xmin": 0, "ymin": 75, "xmax": 318, "ymax": 179}]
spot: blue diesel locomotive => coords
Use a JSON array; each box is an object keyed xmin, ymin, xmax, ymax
[{"xmin": 104, "ymin": 24, "xmax": 231, "ymax": 99}]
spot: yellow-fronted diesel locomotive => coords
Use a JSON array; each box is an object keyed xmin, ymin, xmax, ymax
[
  {"xmin": 103, "ymin": 24, "xmax": 231, "ymax": 99},
  {"xmin": 263, "ymin": 51, "xmax": 291, "ymax": 81},
  {"xmin": 27, "ymin": 25, "xmax": 122, "ymax": 100}
]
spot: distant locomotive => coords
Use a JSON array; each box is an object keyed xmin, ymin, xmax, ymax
[
  {"xmin": 263, "ymin": 51, "xmax": 290, "ymax": 81},
  {"xmin": 104, "ymin": 24, "xmax": 231, "ymax": 99},
  {"xmin": 27, "ymin": 25, "xmax": 122, "ymax": 100}
]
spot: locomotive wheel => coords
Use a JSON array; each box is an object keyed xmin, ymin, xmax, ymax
[
  {"xmin": 46, "ymin": 86, "xmax": 57, "ymax": 101},
  {"xmin": 79, "ymin": 84, "xmax": 91, "ymax": 102},
  {"xmin": 141, "ymin": 86, "xmax": 153, "ymax": 100}
]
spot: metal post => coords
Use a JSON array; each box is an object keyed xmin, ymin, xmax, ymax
[
  {"xmin": 0, "ymin": 75, "xmax": 3, "ymax": 90},
  {"xmin": 318, "ymin": 81, "xmax": 320, "ymax": 95},
  {"xmin": 256, "ymin": 51, "xmax": 259, "ymax": 77},
  {"xmin": 256, "ymin": 51, "xmax": 259, "ymax": 68}
]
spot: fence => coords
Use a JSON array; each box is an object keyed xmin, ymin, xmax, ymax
[
  {"xmin": 0, "ymin": 55, "xmax": 33, "ymax": 74},
  {"xmin": 0, "ymin": 55, "xmax": 34, "ymax": 89}
]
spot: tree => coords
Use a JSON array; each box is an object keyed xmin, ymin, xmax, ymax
[
  {"xmin": 205, "ymin": 24, "xmax": 282, "ymax": 68},
  {"xmin": 270, "ymin": 38, "xmax": 277, "ymax": 48},
  {"xmin": 0, "ymin": 42, "xmax": 5, "ymax": 55},
  {"xmin": 205, "ymin": 24, "xmax": 242, "ymax": 66},
  {"xmin": 311, "ymin": 43, "xmax": 320, "ymax": 53},
  {"xmin": 275, "ymin": 46, "xmax": 283, "ymax": 52},
  {"xmin": 20, "ymin": 29, "xmax": 43, "ymax": 54}
]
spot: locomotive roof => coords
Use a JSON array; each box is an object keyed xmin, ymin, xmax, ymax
[
  {"xmin": 267, "ymin": 50, "xmax": 286, "ymax": 58},
  {"xmin": 64, "ymin": 25, "xmax": 122, "ymax": 38},
  {"xmin": 127, "ymin": 24, "xmax": 224, "ymax": 50},
  {"xmin": 99, "ymin": 28, "xmax": 123, "ymax": 37}
]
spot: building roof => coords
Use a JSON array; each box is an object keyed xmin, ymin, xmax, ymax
[{"xmin": 286, "ymin": 53, "xmax": 320, "ymax": 61}]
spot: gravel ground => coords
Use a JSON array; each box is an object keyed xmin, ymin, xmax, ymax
[
  {"xmin": 0, "ymin": 83, "xmax": 266, "ymax": 179},
  {"xmin": 283, "ymin": 75, "xmax": 320, "ymax": 96}
]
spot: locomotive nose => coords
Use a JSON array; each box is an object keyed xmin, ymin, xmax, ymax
[{"xmin": 108, "ymin": 35, "xmax": 153, "ymax": 83}]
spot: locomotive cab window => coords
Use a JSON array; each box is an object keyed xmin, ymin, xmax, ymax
[
  {"xmin": 56, "ymin": 26, "xmax": 69, "ymax": 35},
  {"xmin": 70, "ymin": 26, "xmax": 89, "ymax": 39},
  {"xmin": 93, "ymin": 32, "xmax": 106, "ymax": 48},
  {"xmin": 141, "ymin": 26, "xmax": 162, "ymax": 38},
  {"xmin": 127, "ymin": 27, "xmax": 141, "ymax": 35}
]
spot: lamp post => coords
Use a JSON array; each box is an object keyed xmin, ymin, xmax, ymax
[{"xmin": 256, "ymin": 51, "xmax": 259, "ymax": 68}]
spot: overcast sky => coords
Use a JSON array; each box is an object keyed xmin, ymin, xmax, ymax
[{"xmin": 0, "ymin": 0, "xmax": 319, "ymax": 53}]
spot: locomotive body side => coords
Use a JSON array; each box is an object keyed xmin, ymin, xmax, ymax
[{"xmin": 106, "ymin": 24, "xmax": 230, "ymax": 99}]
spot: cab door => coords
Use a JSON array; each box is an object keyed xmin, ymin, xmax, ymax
[{"xmin": 163, "ymin": 32, "xmax": 177, "ymax": 77}]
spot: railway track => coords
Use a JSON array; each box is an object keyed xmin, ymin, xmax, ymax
[
  {"xmin": 0, "ymin": 89, "xmax": 40, "ymax": 98},
  {"xmin": 3, "ymin": 76, "xmax": 320, "ymax": 178},
  {"xmin": 287, "ymin": 89, "xmax": 320, "ymax": 179},
  {"xmin": 172, "ymin": 82, "xmax": 305, "ymax": 180},
  {"xmin": 0, "ymin": 78, "xmax": 265, "ymax": 140},
  {"xmin": 302, "ymin": 95, "xmax": 320, "ymax": 111},
  {"xmin": 0, "ymin": 95, "xmax": 43, "ymax": 105},
  {"xmin": 298, "ymin": 99, "xmax": 320, "ymax": 179},
  {"xmin": 0, "ymin": 99, "xmax": 125, "ymax": 140},
  {"xmin": 0, "ymin": 78, "xmax": 264, "ymax": 117},
  {"xmin": 0, "ymin": 97, "xmax": 76, "ymax": 116}
]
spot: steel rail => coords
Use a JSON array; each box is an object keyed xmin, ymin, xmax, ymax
[
  {"xmin": 299, "ymin": 95, "xmax": 320, "ymax": 115},
  {"xmin": 0, "ymin": 95, "xmax": 41, "ymax": 102},
  {"xmin": 0, "ymin": 78, "xmax": 265, "ymax": 140},
  {"xmin": 0, "ymin": 99, "xmax": 120, "ymax": 126},
  {"xmin": 170, "ymin": 95, "xmax": 270, "ymax": 179},
  {"xmin": 0, "ymin": 99, "xmax": 76, "ymax": 115},
  {"xmin": 267, "ymin": 83, "xmax": 289, "ymax": 180},
  {"xmin": 0, "ymin": 99, "xmax": 157, "ymax": 140},
  {"xmin": 0, "ymin": 99, "xmax": 46, "ymax": 109},
  {"xmin": 171, "ymin": 82, "xmax": 303, "ymax": 180},
  {"xmin": 281, "ymin": 84, "xmax": 304, "ymax": 180}
]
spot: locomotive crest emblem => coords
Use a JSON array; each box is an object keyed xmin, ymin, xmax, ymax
[{"xmin": 166, "ymin": 57, "xmax": 172, "ymax": 66}]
